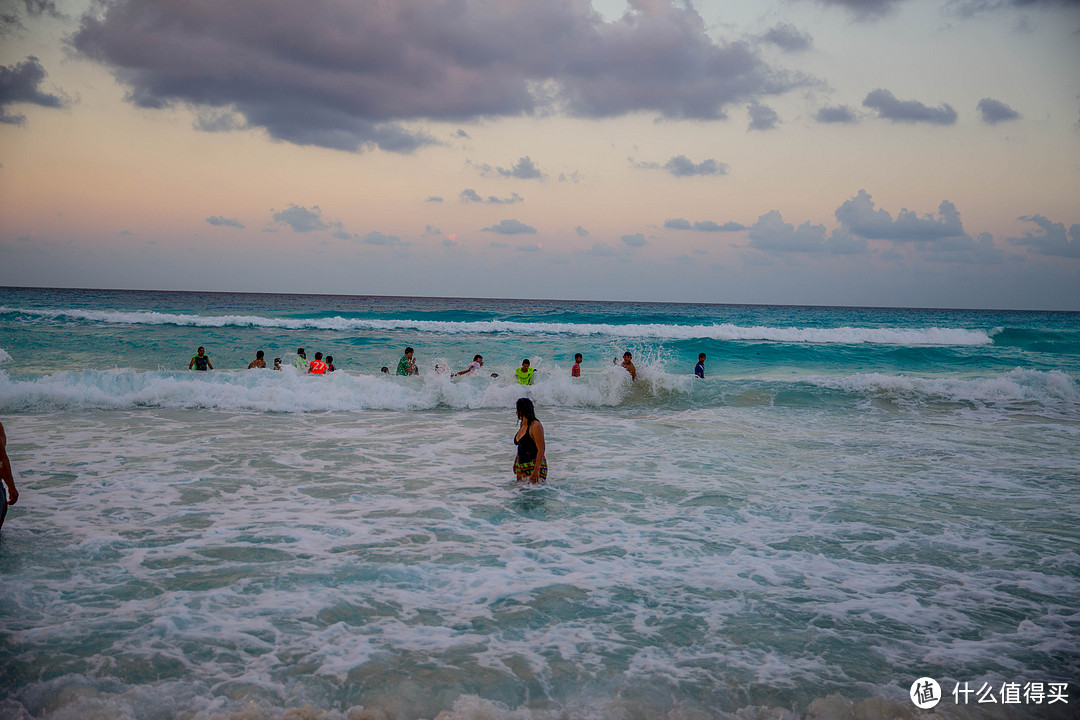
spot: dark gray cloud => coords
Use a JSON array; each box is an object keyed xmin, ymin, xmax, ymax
[
  {"xmin": 665, "ymin": 218, "xmax": 745, "ymax": 231},
  {"xmin": 793, "ymin": 0, "xmax": 908, "ymax": 20},
  {"xmin": 620, "ymin": 232, "xmax": 648, "ymax": 247},
  {"xmin": 272, "ymin": 204, "xmax": 331, "ymax": 233},
  {"xmin": 815, "ymin": 105, "xmax": 858, "ymax": 124},
  {"xmin": 206, "ymin": 215, "xmax": 244, "ymax": 228},
  {"xmin": 70, "ymin": 0, "xmax": 802, "ymax": 153},
  {"xmin": 663, "ymin": 155, "xmax": 728, "ymax": 177},
  {"xmin": 0, "ymin": 56, "xmax": 65, "ymax": 125},
  {"xmin": 747, "ymin": 101, "xmax": 780, "ymax": 131},
  {"xmin": 977, "ymin": 97, "xmax": 1021, "ymax": 124},
  {"xmin": 761, "ymin": 23, "xmax": 812, "ymax": 52},
  {"xmin": 951, "ymin": 0, "xmax": 1080, "ymax": 17},
  {"xmin": 361, "ymin": 231, "xmax": 403, "ymax": 246},
  {"xmin": 482, "ymin": 219, "xmax": 536, "ymax": 235},
  {"xmin": 460, "ymin": 188, "xmax": 524, "ymax": 205},
  {"xmin": 863, "ymin": 89, "xmax": 957, "ymax": 125},
  {"xmin": 479, "ymin": 156, "xmax": 544, "ymax": 180},
  {"xmin": 1008, "ymin": 215, "xmax": 1080, "ymax": 258},
  {"xmin": 835, "ymin": 190, "xmax": 965, "ymax": 242}
]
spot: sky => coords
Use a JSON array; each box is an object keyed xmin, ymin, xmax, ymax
[{"xmin": 0, "ymin": 0, "xmax": 1078, "ymax": 310}]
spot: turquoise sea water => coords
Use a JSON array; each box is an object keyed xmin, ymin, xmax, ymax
[{"xmin": 0, "ymin": 287, "xmax": 1077, "ymax": 719}]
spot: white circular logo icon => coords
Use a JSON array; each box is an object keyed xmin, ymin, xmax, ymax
[{"xmin": 910, "ymin": 677, "xmax": 942, "ymax": 709}]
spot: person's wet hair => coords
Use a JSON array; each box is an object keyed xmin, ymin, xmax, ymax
[{"xmin": 516, "ymin": 397, "xmax": 537, "ymax": 421}]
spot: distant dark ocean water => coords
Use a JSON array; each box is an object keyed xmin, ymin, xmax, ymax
[{"xmin": 1, "ymin": 287, "xmax": 1077, "ymax": 719}]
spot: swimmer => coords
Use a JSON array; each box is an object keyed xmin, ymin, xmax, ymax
[
  {"xmin": 273, "ymin": 358, "xmax": 282, "ymax": 371},
  {"xmin": 325, "ymin": 355, "xmax": 335, "ymax": 372},
  {"xmin": 453, "ymin": 354, "xmax": 484, "ymax": 377},
  {"xmin": 381, "ymin": 366, "xmax": 390, "ymax": 374},
  {"xmin": 621, "ymin": 351, "xmax": 637, "ymax": 381},
  {"xmin": 515, "ymin": 359, "xmax": 535, "ymax": 385},
  {"xmin": 513, "ymin": 398, "xmax": 547, "ymax": 484},
  {"xmin": 293, "ymin": 348, "xmax": 308, "ymax": 371},
  {"xmin": 188, "ymin": 346, "xmax": 213, "ymax": 371},
  {"xmin": 571, "ymin": 353, "xmax": 582, "ymax": 377},
  {"xmin": 695, "ymin": 353, "xmax": 706, "ymax": 378},
  {"xmin": 247, "ymin": 350, "xmax": 266, "ymax": 369},
  {"xmin": 309, "ymin": 352, "xmax": 328, "ymax": 374},
  {"xmin": 0, "ymin": 421, "xmax": 19, "ymax": 532},
  {"xmin": 397, "ymin": 347, "xmax": 419, "ymax": 376}
]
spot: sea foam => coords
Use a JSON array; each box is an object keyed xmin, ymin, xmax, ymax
[{"xmin": 0, "ymin": 306, "xmax": 994, "ymax": 345}]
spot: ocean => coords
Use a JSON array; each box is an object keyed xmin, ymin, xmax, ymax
[{"xmin": 0, "ymin": 286, "xmax": 1077, "ymax": 720}]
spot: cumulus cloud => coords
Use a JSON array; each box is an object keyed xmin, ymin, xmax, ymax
[
  {"xmin": 748, "ymin": 211, "xmax": 828, "ymax": 253},
  {"xmin": 70, "ymin": 0, "xmax": 802, "ymax": 153},
  {"xmin": 747, "ymin": 101, "xmax": 780, "ymax": 131},
  {"xmin": 482, "ymin": 218, "xmax": 537, "ymax": 235},
  {"xmin": 361, "ymin": 231, "xmax": 403, "ymax": 246},
  {"xmin": 575, "ymin": 225, "xmax": 590, "ymax": 237},
  {"xmin": 460, "ymin": 188, "xmax": 524, "ymax": 205},
  {"xmin": 1008, "ymin": 215, "xmax": 1080, "ymax": 258},
  {"xmin": 834, "ymin": 190, "xmax": 965, "ymax": 243},
  {"xmin": 477, "ymin": 156, "xmax": 544, "ymax": 180},
  {"xmin": 977, "ymin": 98, "xmax": 1021, "ymax": 124},
  {"xmin": 206, "ymin": 215, "xmax": 244, "ymax": 228},
  {"xmin": 620, "ymin": 232, "xmax": 648, "ymax": 247},
  {"xmin": 426, "ymin": 196, "xmax": 444, "ymax": 203},
  {"xmin": 272, "ymin": 204, "xmax": 332, "ymax": 233},
  {"xmin": 0, "ymin": 56, "xmax": 66, "ymax": 125},
  {"xmin": 761, "ymin": 23, "xmax": 812, "ymax": 52},
  {"xmin": 815, "ymin": 105, "xmax": 858, "ymax": 124},
  {"xmin": 665, "ymin": 218, "xmax": 745, "ymax": 231},
  {"xmin": 863, "ymin": 89, "xmax": 957, "ymax": 125}
]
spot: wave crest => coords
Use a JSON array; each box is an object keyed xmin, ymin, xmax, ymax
[{"xmin": 0, "ymin": 307, "xmax": 993, "ymax": 345}]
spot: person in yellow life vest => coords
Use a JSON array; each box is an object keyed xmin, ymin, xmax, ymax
[
  {"xmin": 515, "ymin": 358, "xmax": 535, "ymax": 385},
  {"xmin": 309, "ymin": 351, "xmax": 328, "ymax": 374}
]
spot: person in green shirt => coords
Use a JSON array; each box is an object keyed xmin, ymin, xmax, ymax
[
  {"xmin": 397, "ymin": 347, "xmax": 418, "ymax": 376},
  {"xmin": 188, "ymin": 346, "xmax": 213, "ymax": 371},
  {"xmin": 515, "ymin": 358, "xmax": 535, "ymax": 385}
]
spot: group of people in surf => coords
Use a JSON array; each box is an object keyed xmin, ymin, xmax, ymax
[{"xmin": 186, "ymin": 345, "xmax": 710, "ymax": 383}]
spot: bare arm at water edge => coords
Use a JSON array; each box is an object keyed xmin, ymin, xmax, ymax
[
  {"xmin": 529, "ymin": 421, "xmax": 546, "ymax": 484},
  {"xmin": 0, "ymin": 422, "xmax": 18, "ymax": 506}
]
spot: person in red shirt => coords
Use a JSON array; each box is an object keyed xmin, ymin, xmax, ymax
[{"xmin": 308, "ymin": 352, "xmax": 328, "ymax": 374}]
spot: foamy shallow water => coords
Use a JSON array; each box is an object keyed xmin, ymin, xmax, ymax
[
  {"xmin": 1, "ymin": 290, "xmax": 1078, "ymax": 719},
  {"xmin": 2, "ymin": 399, "xmax": 1076, "ymax": 719}
]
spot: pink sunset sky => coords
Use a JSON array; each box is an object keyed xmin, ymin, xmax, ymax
[{"xmin": 1, "ymin": 0, "xmax": 1078, "ymax": 309}]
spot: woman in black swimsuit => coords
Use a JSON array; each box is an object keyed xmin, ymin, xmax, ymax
[{"xmin": 513, "ymin": 398, "xmax": 547, "ymax": 483}]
